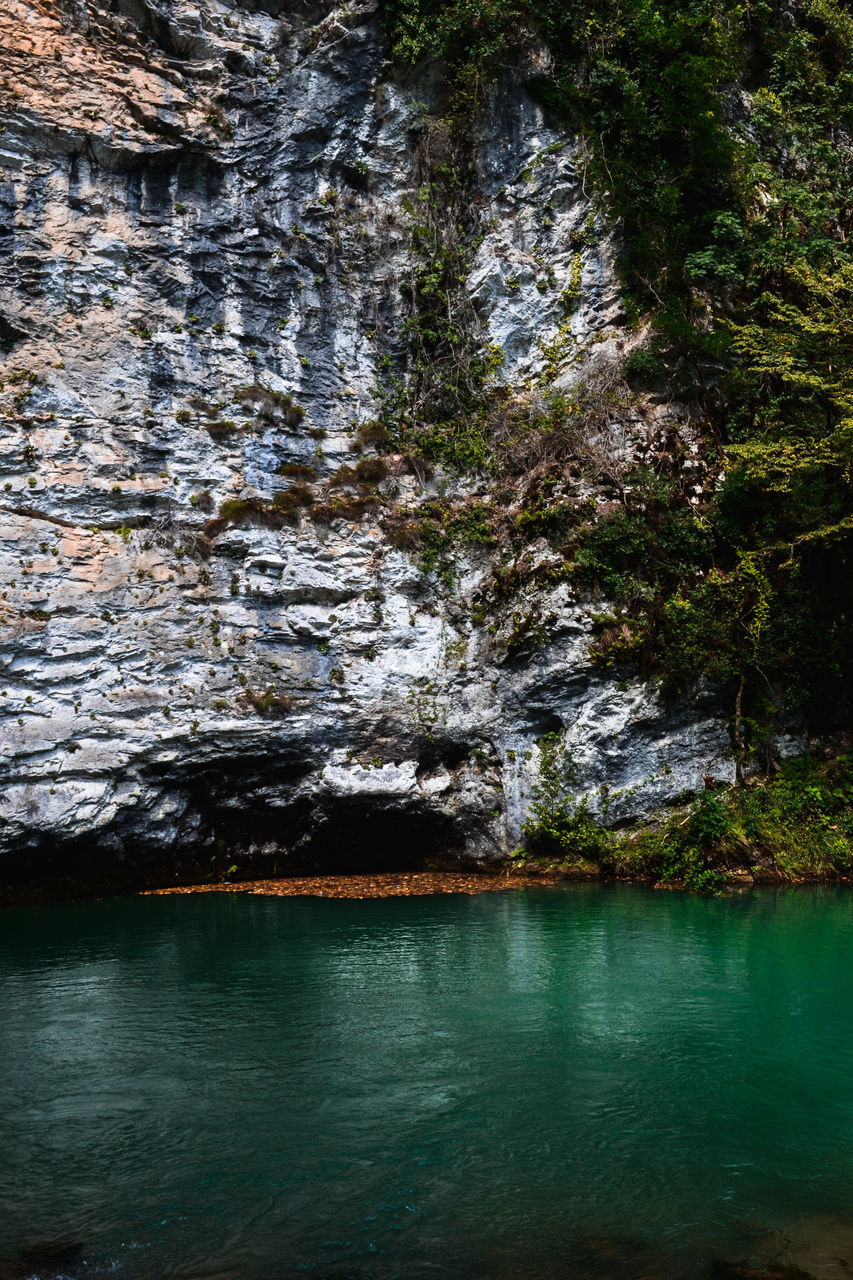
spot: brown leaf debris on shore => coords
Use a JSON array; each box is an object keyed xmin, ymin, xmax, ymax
[{"xmin": 143, "ymin": 871, "xmax": 564, "ymax": 900}]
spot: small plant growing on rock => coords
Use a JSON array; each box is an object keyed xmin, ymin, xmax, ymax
[
  {"xmin": 327, "ymin": 464, "xmax": 356, "ymax": 488},
  {"xmin": 204, "ymin": 419, "xmax": 239, "ymax": 441},
  {"xmin": 191, "ymin": 490, "xmax": 213, "ymax": 512},
  {"xmin": 246, "ymin": 688, "xmax": 293, "ymax": 715},
  {"xmin": 312, "ymin": 494, "xmax": 380, "ymax": 524},
  {"xmin": 204, "ymin": 109, "xmax": 231, "ymax": 135},
  {"xmin": 354, "ymin": 457, "xmax": 387, "ymax": 484},
  {"xmin": 204, "ymin": 496, "xmax": 298, "ymax": 539},
  {"xmin": 277, "ymin": 483, "xmax": 313, "ymax": 507},
  {"xmin": 356, "ymin": 421, "xmax": 390, "ymax": 448},
  {"xmin": 237, "ymin": 384, "xmax": 305, "ymax": 426},
  {"xmin": 277, "ymin": 462, "xmax": 317, "ymax": 480}
]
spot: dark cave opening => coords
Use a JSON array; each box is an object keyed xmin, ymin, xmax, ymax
[
  {"xmin": 0, "ymin": 796, "xmax": 470, "ymax": 904},
  {"xmin": 210, "ymin": 798, "xmax": 466, "ymax": 878}
]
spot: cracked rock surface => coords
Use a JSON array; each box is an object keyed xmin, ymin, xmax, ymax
[{"xmin": 0, "ymin": 0, "xmax": 732, "ymax": 876}]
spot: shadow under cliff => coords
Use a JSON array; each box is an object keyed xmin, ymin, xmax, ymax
[{"xmin": 0, "ymin": 787, "xmax": 475, "ymax": 905}]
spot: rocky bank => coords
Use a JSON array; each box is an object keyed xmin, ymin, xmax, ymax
[{"xmin": 0, "ymin": 0, "xmax": 734, "ymax": 880}]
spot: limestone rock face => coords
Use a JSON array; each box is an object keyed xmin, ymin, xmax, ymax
[{"xmin": 0, "ymin": 0, "xmax": 732, "ymax": 874}]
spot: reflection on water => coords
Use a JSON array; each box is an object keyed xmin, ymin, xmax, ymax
[{"xmin": 1, "ymin": 884, "xmax": 852, "ymax": 1279}]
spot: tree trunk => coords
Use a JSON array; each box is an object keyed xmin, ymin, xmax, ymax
[{"xmin": 733, "ymin": 667, "xmax": 747, "ymax": 786}]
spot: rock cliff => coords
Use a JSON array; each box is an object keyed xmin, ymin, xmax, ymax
[{"xmin": 0, "ymin": 0, "xmax": 733, "ymax": 879}]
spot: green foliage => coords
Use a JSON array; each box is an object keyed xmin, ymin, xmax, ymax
[
  {"xmin": 516, "ymin": 495, "xmax": 593, "ymax": 545},
  {"xmin": 520, "ymin": 748, "xmax": 853, "ymax": 887},
  {"xmin": 384, "ymin": 0, "xmax": 853, "ymax": 734},
  {"xmin": 727, "ymin": 753, "xmax": 853, "ymax": 877},
  {"xmin": 246, "ymin": 688, "xmax": 293, "ymax": 716},
  {"xmin": 587, "ymin": 0, "xmax": 853, "ymax": 727},
  {"xmin": 311, "ymin": 493, "xmax": 380, "ymax": 525},
  {"xmin": 657, "ymin": 754, "xmax": 853, "ymax": 882},
  {"xmin": 522, "ymin": 734, "xmax": 609, "ymax": 863},
  {"xmin": 386, "ymin": 0, "xmax": 524, "ymax": 68},
  {"xmin": 387, "ymin": 0, "xmax": 746, "ymax": 311},
  {"xmin": 409, "ymin": 414, "xmax": 495, "ymax": 472},
  {"xmin": 686, "ymin": 790, "xmax": 729, "ymax": 847},
  {"xmin": 390, "ymin": 499, "xmax": 497, "ymax": 584},
  {"xmin": 622, "ymin": 341, "xmax": 669, "ymax": 387},
  {"xmin": 575, "ymin": 470, "xmax": 710, "ymax": 602},
  {"xmin": 354, "ymin": 457, "xmax": 388, "ymax": 483}
]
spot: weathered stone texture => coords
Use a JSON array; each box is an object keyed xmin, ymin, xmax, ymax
[{"xmin": 0, "ymin": 0, "xmax": 731, "ymax": 872}]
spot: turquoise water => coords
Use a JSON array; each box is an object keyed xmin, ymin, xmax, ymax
[{"xmin": 1, "ymin": 884, "xmax": 853, "ymax": 1279}]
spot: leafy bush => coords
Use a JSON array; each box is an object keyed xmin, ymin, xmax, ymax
[
  {"xmin": 522, "ymin": 734, "xmax": 609, "ymax": 863},
  {"xmin": 519, "ymin": 744, "xmax": 853, "ymax": 888}
]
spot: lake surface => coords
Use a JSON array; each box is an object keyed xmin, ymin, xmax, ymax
[{"xmin": 2, "ymin": 884, "xmax": 853, "ymax": 1280}]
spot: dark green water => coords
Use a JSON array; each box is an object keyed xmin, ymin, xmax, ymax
[{"xmin": 2, "ymin": 885, "xmax": 853, "ymax": 1280}]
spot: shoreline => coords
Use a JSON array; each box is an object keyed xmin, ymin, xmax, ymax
[
  {"xmin": 141, "ymin": 870, "xmax": 571, "ymax": 900},
  {"xmin": 142, "ymin": 865, "xmax": 852, "ymax": 900},
  {"xmin": 3, "ymin": 863, "xmax": 851, "ymax": 909}
]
